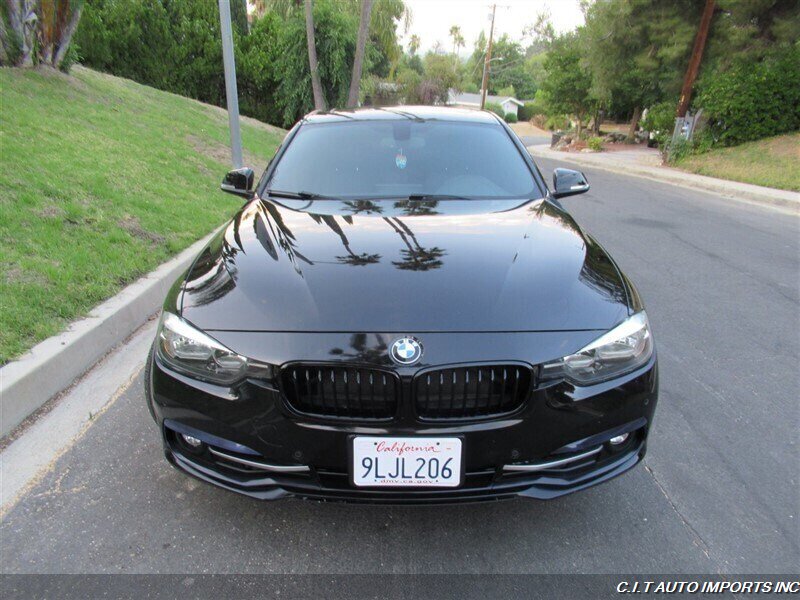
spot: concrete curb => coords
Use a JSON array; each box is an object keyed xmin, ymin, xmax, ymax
[
  {"xmin": 528, "ymin": 144, "xmax": 800, "ymax": 212},
  {"xmin": 0, "ymin": 229, "xmax": 219, "ymax": 439}
]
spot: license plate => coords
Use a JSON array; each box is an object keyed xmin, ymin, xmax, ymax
[{"xmin": 352, "ymin": 437, "xmax": 462, "ymax": 487}]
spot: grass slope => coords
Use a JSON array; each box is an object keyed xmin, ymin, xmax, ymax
[
  {"xmin": 0, "ymin": 66, "xmax": 284, "ymax": 364},
  {"xmin": 673, "ymin": 133, "xmax": 800, "ymax": 191}
]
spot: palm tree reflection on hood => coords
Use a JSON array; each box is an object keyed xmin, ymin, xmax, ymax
[
  {"xmin": 384, "ymin": 217, "xmax": 446, "ymax": 271},
  {"xmin": 258, "ymin": 201, "xmax": 314, "ymax": 276},
  {"xmin": 308, "ymin": 213, "xmax": 382, "ymax": 267},
  {"xmin": 343, "ymin": 200, "xmax": 384, "ymax": 215},
  {"xmin": 394, "ymin": 200, "xmax": 440, "ymax": 216}
]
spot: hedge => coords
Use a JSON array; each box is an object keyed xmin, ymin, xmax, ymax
[{"xmin": 696, "ymin": 47, "xmax": 800, "ymax": 147}]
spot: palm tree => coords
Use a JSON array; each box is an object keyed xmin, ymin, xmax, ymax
[
  {"xmin": 449, "ymin": 25, "xmax": 464, "ymax": 57},
  {"xmin": 2, "ymin": 0, "xmax": 82, "ymax": 68},
  {"xmin": 449, "ymin": 24, "xmax": 465, "ymax": 75},
  {"xmin": 347, "ymin": 0, "xmax": 374, "ymax": 108},
  {"xmin": 408, "ymin": 34, "xmax": 420, "ymax": 56},
  {"xmin": 304, "ymin": 0, "xmax": 327, "ymax": 110}
]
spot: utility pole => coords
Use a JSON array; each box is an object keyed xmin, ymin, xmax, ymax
[
  {"xmin": 676, "ymin": 0, "xmax": 715, "ymax": 118},
  {"xmin": 219, "ymin": 0, "xmax": 243, "ymax": 168},
  {"xmin": 480, "ymin": 3, "xmax": 496, "ymax": 110}
]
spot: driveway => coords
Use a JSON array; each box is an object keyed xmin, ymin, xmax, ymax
[{"xmin": 1, "ymin": 159, "xmax": 797, "ymax": 577}]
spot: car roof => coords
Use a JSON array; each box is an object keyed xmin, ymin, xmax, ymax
[{"xmin": 301, "ymin": 105, "xmax": 503, "ymax": 125}]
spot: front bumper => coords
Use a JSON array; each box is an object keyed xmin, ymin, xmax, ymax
[{"xmin": 147, "ymin": 334, "xmax": 658, "ymax": 504}]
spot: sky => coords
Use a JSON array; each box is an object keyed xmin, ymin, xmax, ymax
[{"xmin": 399, "ymin": 0, "xmax": 585, "ymax": 55}]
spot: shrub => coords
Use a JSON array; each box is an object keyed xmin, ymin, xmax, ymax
[
  {"xmin": 504, "ymin": 112, "xmax": 518, "ymax": 123},
  {"xmin": 544, "ymin": 114, "xmax": 570, "ymax": 131},
  {"xmin": 497, "ymin": 85, "xmax": 515, "ymax": 98},
  {"xmin": 484, "ymin": 102, "xmax": 505, "ymax": 118},
  {"xmin": 587, "ymin": 136, "xmax": 603, "ymax": 151},
  {"xmin": 517, "ymin": 105, "xmax": 534, "ymax": 121},
  {"xmin": 59, "ymin": 42, "xmax": 81, "ymax": 73},
  {"xmin": 696, "ymin": 47, "xmax": 800, "ymax": 147},
  {"xmin": 518, "ymin": 91, "xmax": 547, "ymax": 121},
  {"xmin": 641, "ymin": 101, "xmax": 676, "ymax": 147},
  {"xmin": 664, "ymin": 137, "xmax": 695, "ymax": 163}
]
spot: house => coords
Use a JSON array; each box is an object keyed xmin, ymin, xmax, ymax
[{"xmin": 447, "ymin": 91, "xmax": 525, "ymax": 117}]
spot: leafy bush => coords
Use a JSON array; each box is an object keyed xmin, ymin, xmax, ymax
[
  {"xmin": 518, "ymin": 91, "xmax": 548, "ymax": 121},
  {"xmin": 544, "ymin": 114, "xmax": 570, "ymax": 131},
  {"xmin": 497, "ymin": 85, "xmax": 515, "ymax": 98},
  {"xmin": 587, "ymin": 136, "xmax": 603, "ymax": 151},
  {"xmin": 484, "ymin": 102, "xmax": 505, "ymax": 118},
  {"xmin": 696, "ymin": 47, "xmax": 800, "ymax": 147},
  {"xmin": 396, "ymin": 68, "xmax": 422, "ymax": 103},
  {"xmin": 641, "ymin": 101, "xmax": 676, "ymax": 146},
  {"xmin": 504, "ymin": 112, "xmax": 518, "ymax": 123},
  {"xmin": 59, "ymin": 42, "xmax": 81, "ymax": 73},
  {"xmin": 517, "ymin": 105, "xmax": 534, "ymax": 122},
  {"xmin": 72, "ymin": 0, "xmax": 389, "ymax": 128},
  {"xmin": 665, "ymin": 137, "xmax": 694, "ymax": 162}
]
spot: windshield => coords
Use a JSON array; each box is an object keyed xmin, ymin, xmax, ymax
[{"xmin": 265, "ymin": 119, "xmax": 539, "ymax": 200}]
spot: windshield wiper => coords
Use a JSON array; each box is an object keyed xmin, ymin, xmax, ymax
[{"xmin": 265, "ymin": 189, "xmax": 332, "ymax": 200}]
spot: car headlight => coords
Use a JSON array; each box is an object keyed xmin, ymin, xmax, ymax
[
  {"xmin": 541, "ymin": 312, "xmax": 653, "ymax": 385},
  {"xmin": 156, "ymin": 312, "xmax": 248, "ymax": 385}
]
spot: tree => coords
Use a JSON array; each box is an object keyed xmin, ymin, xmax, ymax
[
  {"xmin": 305, "ymin": 0, "xmax": 327, "ymax": 110},
  {"xmin": 540, "ymin": 32, "xmax": 595, "ymax": 136},
  {"xmin": 449, "ymin": 25, "xmax": 464, "ymax": 57},
  {"xmin": 704, "ymin": 0, "xmax": 800, "ymax": 71},
  {"xmin": 419, "ymin": 51, "xmax": 460, "ymax": 103},
  {"xmin": 237, "ymin": 10, "xmax": 281, "ymax": 123},
  {"xmin": 462, "ymin": 33, "xmax": 534, "ymax": 98},
  {"xmin": 522, "ymin": 9, "xmax": 554, "ymax": 53},
  {"xmin": 1, "ymin": 0, "xmax": 84, "ymax": 69},
  {"xmin": 273, "ymin": 0, "xmax": 360, "ymax": 125},
  {"xmin": 582, "ymin": 0, "xmax": 704, "ymax": 139},
  {"xmin": 367, "ymin": 0, "xmax": 407, "ymax": 77},
  {"xmin": 408, "ymin": 34, "xmax": 420, "ymax": 56},
  {"xmin": 76, "ymin": 0, "xmax": 174, "ymax": 87},
  {"xmin": 347, "ymin": 0, "xmax": 373, "ymax": 107},
  {"xmin": 70, "ymin": 0, "xmax": 409, "ymax": 125}
]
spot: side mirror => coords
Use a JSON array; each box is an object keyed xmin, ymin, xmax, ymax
[
  {"xmin": 221, "ymin": 167, "xmax": 255, "ymax": 198},
  {"xmin": 552, "ymin": 168, "xmax": 590, "ymax": 199}
]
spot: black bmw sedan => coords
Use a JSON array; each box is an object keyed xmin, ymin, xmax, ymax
[{"xmin": 146, "ymin": 106, "xmax": 658, "ymax": 503}]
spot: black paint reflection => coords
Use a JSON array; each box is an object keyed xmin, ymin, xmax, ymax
[
  {"xmin": 258, "ymin": 201, "xmax": 314, "ymax": 275},
  {"xmin": 329, "ymin": 334, "xmax": 392, "ymax": 366},
  {"xmin": 394, "ymin": 200, "xmax": 440, "ymax": 216},
  {"xmin": 529, "ymin": 200, "xmax": 624, "ymax": 305},
  {"xmin": 307, "ymin": 212, "xmax": 382, "ymax": 267},
  {"xmin": 579, "ymin": 250, "xmax": 627, "ymax": 304},
  {"xmin": 182, "ymin": 235, "xmax": 237, "ymax": 307},
  {"xmin": 252, "ymin": 201, "xmax": 447, "ymax": 272},
  {"xmin": 181, "ymin": 197, "xmax": 631, "ymax": 332},
  {"xmin": 342, "ymin": 200, "xmax": 384, "ymax": 215},
  {"xmin": 384, "ymin": 217, "xmax": 446, "ymax": 271}
]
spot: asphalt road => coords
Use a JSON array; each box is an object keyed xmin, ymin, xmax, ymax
[{"xmin": 2, "ymin": 159, "xmax": 798, "ymax": 576}]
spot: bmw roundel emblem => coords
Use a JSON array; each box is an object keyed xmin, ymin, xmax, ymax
[{"xmin": 390, "ymin": 337, "xmax": 423, "ymax": 366}]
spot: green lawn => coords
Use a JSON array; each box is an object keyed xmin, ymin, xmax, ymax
[
  {"xmin": 0, "ymin": 66, "xmax": 284, "ymax": 364},
  {"xmin": 672, "ymin": 133, "xmax": 800, "ymax": 191}
]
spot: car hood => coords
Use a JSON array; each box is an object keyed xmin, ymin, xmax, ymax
[{"xmin": 180, "ymin": 198, "xmax": 629, "ymax": 333}]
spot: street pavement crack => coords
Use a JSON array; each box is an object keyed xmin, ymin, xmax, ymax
[{"xmin": 643, "ymin": 462, "xmax": 713, "ymax": 563}]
